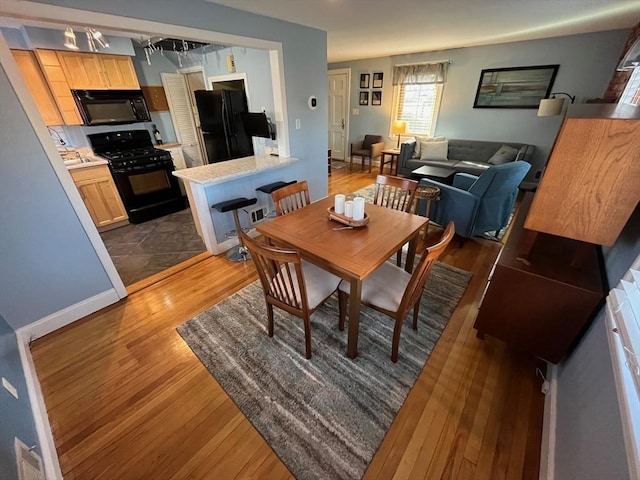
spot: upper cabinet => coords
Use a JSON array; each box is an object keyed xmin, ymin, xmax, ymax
[
  {"xmin": 525, "ymin": 104, "xmax": 640, "ymax": 246},
  {"xmin": 57, "ymin": 52, "xmax": 139, "ymax": 90},
  {"xmin": 11, "ymin": 50, "xmax": 63, "ymax": 126}
]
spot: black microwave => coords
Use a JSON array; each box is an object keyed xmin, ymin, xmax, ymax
[{"xmin": 72, "ymin": 89, "xmax": 151, "ymax": 126}]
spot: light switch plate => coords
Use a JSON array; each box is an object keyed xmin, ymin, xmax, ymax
[{"xmin": 2, "ymin": 377, "xmax": 18, "ymax": 399}]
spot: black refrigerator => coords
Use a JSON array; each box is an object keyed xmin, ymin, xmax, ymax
[{"xmin": 194, "ymin": 89, "xmax": 254, "ymax": 163}]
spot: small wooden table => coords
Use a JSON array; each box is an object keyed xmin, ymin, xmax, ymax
[
  {"xmin": 414, "ymin": 185, "xmax": 441, "ymax": 235},
  {"xmin": 380, "ymin": 148, "xmax": 401, "ymax": 175},
  {"xmin": 257, "ymin": 197, "xmax": 427, "ymax": 358}
]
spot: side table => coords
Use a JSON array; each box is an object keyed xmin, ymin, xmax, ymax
[
  {"xmin": 380, "ymin": 148, "xmax": 401, "ymax": 176},
  {"xmin": 414, "ymin": 185, "xmax": 440, "ymax": 236}
]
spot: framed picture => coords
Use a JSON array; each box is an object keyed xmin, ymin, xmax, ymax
[
  {"xmin": 359, "ymin": 91, "xmax": 369, "ymax": 106},
  {"xmin": 372, "ymin": 72, "xmax": 383, "ymax": 88},
  {"xmin": 372, "ymin": 91, "xmax": 382, "ymax": 106},
  {"xmin": 473, "ymin": 64, "xmax": 559, "ymax": 109},
  {"xmin": 360, "ymin": 73, "xmax": 370, "ymax": 89}
]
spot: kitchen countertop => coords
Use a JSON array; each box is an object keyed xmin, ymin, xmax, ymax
[
  {"xmin": 173, "ymin": 154, "xmax": 299, "ymax": 186},
  {"xmin": 64, "ymin": 156, "xmax": 108, "ymax": 170},
  {"xmin": 156, "ymin": 143, "xmax": 182, "ymax": 150}
]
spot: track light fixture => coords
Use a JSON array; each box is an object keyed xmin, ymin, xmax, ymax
[{"xmin": 63, "ymin": 27, "xmax": 79, "ymax": 50}]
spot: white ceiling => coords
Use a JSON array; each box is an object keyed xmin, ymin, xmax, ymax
[{"xmin": 206, "ymin": 0, "xmax": 640, "ymax": 63}]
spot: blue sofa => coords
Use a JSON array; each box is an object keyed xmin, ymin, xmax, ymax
[{"xmin": 397, "ymin": 138, "xmax": 535, "ymax": 177}]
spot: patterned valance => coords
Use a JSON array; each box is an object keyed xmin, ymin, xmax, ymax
[{"xmin": 392, "ymin": 62, "xmax": 449, "ymax": 85}]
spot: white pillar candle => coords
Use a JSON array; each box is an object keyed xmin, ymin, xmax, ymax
[
  {"xmin": 353, "ymin": 196, "xmax": 365, "ymax": 221},
  {"xmin": 344, "ymin": 200, "xmax": 354, "ymax": 218},
  {"xmin": 334, "ymin": 194, "xmax": 345, "ymax": 214}
]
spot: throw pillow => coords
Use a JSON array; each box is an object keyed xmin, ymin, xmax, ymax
[
  {"xmin": 488, "ymin": 144, "xmax": 519, "ymax": 165},
  {"xmin": 412, "ymin": 135, "xmax": 446, "ymax": 158},
  {"xmin": 419, "ymin": 139, "xmax": 448, "ymax": 161}
]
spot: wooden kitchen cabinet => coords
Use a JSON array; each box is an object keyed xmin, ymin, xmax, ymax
[
  {"xmin": 69, "ymin": 165, "xmax": 128, "ymax": 231},
  {"xmin": 474, "ymin": 192, "xmax": 606, "ymax": 364},
  {"xmin": 11, "ymin": 50, "xmax": 63, "ymax": 126},
  {"xmin": 34, "ymin": 50, "xmax": 82, "ymax": 125},
  {"xmin": 58, "ymin": 51, "xmax": 139, "ymax": 90}
]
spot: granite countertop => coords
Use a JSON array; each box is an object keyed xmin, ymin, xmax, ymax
[
  {"xmin": 173, "ymin": 154, "xmax": 298, "ymax": 186},
  {"xmin": 64, "ymin": 155, "xmax": 109, "ymax": 170},
  {"xmin": 156, "ymin": 143, "xmax": 182, "ymax": 149}
]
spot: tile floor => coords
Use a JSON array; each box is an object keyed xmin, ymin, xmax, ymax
[{"xmin": 100, "ymin": 208, "xmax": 206, "ymax": 286}]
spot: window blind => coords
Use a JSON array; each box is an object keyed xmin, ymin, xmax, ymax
[
  {"xmin": 606, "ymin": 253, "xmax": 640, "ymax": 480},
  {"xmin": 395, "ymin": 83, "xmax": 441, "ymax": 136}
]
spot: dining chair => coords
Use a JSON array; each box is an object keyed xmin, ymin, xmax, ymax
[
  {"xmin": 239, "ymin": 229, "xmax": 341, "ymax": 359},
  {"xmin": 271, "ymin": 180, "xmax": 311, "ymax": 216},
  {"xmin": 337, "ymin": 221, "xmax": 455, "ymax": 362},
  {"xmin": 373, "ymin": 174, "xmax": 419, "ymax": 266}
]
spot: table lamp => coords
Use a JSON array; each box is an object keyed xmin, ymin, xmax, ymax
[{"xmin": 391, "ymin": 120, "xmax": 407, "ymax": 148}]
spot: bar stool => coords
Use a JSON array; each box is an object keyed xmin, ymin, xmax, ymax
[
  {"xmin": 211, "ymin": 197, "xmax": 257, "ymax": 262},
  {"xmin": 256, "ymin": 180, "xmax": 297, "ymax": 218}
]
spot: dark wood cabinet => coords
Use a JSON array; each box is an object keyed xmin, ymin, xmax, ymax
[{"xmin": 474, "ymin": 192, "xmax": 606, "ymax": 363}]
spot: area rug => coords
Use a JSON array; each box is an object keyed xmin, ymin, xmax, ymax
[
  {"xmin": 177, "ymin": 261, "xmax": 471, "ymax": 480},
  {"xmin": 353, "ymin": 183, "xmax": 514, "ymax": 241}
]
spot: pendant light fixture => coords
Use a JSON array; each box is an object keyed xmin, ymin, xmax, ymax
[{"xmin": 63, "ymin": 27, "xmax": 79, "ymax": 50}]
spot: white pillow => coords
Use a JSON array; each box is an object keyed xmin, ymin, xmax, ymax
[
  {"xmin": 413, "ymin": 136, "xmax": 446, "ymax": 158},
  {"xmin": 419, "ymin": 140, "xmax": 448, "ymax": 161}
]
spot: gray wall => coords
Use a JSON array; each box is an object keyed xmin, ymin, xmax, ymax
[
  {"xmin": 0, "ymin": 315, "xmax": 40, "ymax": 480},
  {"xmin": 0, "ymin": 65, "xmax": 113, "ymax": 330},
  {"xmin": 554, "ymin": 204, "xmax": 640, "ymax": 480},
  {"xmin": 329, "ymin": 29, "xmax": 629, "ymax": 186}
]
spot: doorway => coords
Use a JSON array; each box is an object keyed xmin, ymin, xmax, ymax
[{"xmin": 328, "ymin": 68, "xmax": 350, "ymax": 161}]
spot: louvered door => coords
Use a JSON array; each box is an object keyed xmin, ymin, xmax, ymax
[{"xmin": 161, "ymin": 73, "xmax": 205, "ymax": 167}]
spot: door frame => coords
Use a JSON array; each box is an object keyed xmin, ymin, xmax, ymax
[
  {"xmin": 177, "ymin": 65, "xmax": 209, "ymax": 164},
  {"xmin": 328, "ymin": 67, "xmax": 351, "ymax": 161}
]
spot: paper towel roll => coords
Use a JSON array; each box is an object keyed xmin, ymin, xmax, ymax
[
  {"xmin": 353, "ymin": 197, "xmax": 365, "ymax": 221},
  {"xmin": 334, "ymin": 194, "xmax": 345, "ymax": 214},
  {"xmin": 344, "ymin": 200, "xmax": 354, "ymax": 218}
]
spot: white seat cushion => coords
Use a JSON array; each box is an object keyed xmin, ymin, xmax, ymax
[
  {"xmin": 275, "ymin": 261, "xmax": 341, "ymax": 309},
  {"xmin": 338, "ymin": 262, "xmax": 411, "ymax": 312}
]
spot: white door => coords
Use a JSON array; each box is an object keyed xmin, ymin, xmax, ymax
[
  {"xmin": 328, "ymin": 69, "xmax": 349, "ymax": 160},
  {"xmin": 161, "ymin": 73, "xmax": 205, "ymax": 167}
]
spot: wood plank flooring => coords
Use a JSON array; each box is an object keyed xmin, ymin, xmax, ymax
[{"xmin": 31, "ymin": 162, "xmax": 544, "ymax": 479}]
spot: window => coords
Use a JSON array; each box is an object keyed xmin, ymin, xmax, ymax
[
  {"xmin": 392, "ymin": 82, "xmax": 443, "ymax": 136},
  {"xmin": 620, "ymin": 67, "xmax": 640, "ymax": 106}
]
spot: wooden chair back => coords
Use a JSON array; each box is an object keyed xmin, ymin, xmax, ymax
[
  {"xmin": 397, "ymin": 221, "xmax": 455, "ymax": 320},
  {"xmin": 271, "ymin": 180, "xmax": 311, "ymax": 216},
  {"xmin": 373, "ymin": 175, "xmax": 418, "ymax": 212}
]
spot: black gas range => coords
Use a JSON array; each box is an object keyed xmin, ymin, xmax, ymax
[{"xmin": 88, "ymin": 130, "xmax": 185, "ymax": 224}]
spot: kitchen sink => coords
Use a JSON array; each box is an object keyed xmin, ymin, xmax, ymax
[{"xmin": 63, "ymin": 157, "xmax": 94, "ymax": 166}]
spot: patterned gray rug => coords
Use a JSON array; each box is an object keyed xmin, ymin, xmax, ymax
[{"xmin": 177, "ymin": 261, "xmax": 471, "ymax": 480}]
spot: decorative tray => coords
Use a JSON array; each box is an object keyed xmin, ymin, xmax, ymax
[{"xmin": 327, "ymin": 207, "xmax": 370, "ymax": 227}]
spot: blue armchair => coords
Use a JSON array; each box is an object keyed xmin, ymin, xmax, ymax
[{"xmin": 419, "ymin": 161, "xmax": 531, "ymax": 238}]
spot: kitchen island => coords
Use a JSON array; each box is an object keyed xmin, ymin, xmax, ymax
[{"xmin": 174, "ymin": 154, "xmax": 299, "ymax": 254}]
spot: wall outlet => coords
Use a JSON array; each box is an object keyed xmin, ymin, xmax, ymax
[
  {"xmin": 247, "ymin": 205, "xmax": 269, "ymax": 225},
  {"xmin": 2, "ymin": 377, "xmax": 18, "ymax": 399}
]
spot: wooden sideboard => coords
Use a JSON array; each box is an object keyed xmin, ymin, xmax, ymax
[{"xmin": 474, "ymin": 192, "xmax": 606, "ymax": 363}]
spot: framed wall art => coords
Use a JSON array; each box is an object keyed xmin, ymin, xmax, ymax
[
  {"xmin": 372, "ymin": 72, "xmax": 384, "ymax": 88},
  {"xmin": 473, "ymin": 64, "xmax": 559, "ymax": 108},
  {"xmin": 359, "ymin": 91, "xmax": 369, "ymax": 105},
  {"xmin": 372, "ymin": 91, "xmax": 382, "ymax": 106},
  {"xmin": 360, "ymin": 73, "xmax": 370, "ymax": 89}
]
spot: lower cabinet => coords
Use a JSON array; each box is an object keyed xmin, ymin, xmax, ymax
[
  {"xmin": 69, "ymin": 165, "xmax": 128, "ymax": 231},
  {"xmin": 474, "ymin": 192, "xmax": 606, "ymax": 363}
]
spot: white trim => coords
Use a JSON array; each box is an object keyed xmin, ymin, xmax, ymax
[
  {"xmin": 539, "ymin": 364, "xmax": 558, "ymax": 480},
  {"xmin": 0, "ymin": 32, "xmax": 127, "ymax": 301},
  {"xmin": 17, "ymin": 289, "xmax": 121, "ymax": 341},
  {"xmin": 16, "ymin": 332, "xmax": 62, "ymax": 480}
]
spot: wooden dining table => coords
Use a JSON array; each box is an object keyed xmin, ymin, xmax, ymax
[{"xmin": 256, "ymin": 196, "xmax": 428, "ymax": 358}]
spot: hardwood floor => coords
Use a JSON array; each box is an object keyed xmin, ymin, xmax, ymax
[{"xmin": 31, "ymin": 161, "xmax": 544, "ymax": 479}]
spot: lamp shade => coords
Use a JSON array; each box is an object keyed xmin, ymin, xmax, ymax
[
  {"xmin": 391, "ymin": 120, "xmax": 407, "ymax": 135},
  {"xmin": 537, "ymin": 97, "xmax": 564, "ymax": 117}
]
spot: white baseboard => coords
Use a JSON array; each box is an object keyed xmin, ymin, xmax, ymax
[
  {"xmin": 539, "ymin": 364, "xmax": 558, "ymax": 480},
  {"xmin": 14, "ymin": 288, "xmax": 120, "ymax": 480},
  {"xmin": 17, "ymin": 333, "xmax": 63, "ymax": 480},
  {"xmin": 17, "ymin": 289, "xmax": 120, "ymax": 342}
]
